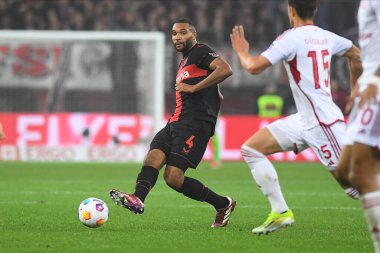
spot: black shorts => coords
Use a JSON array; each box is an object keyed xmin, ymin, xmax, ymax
[{"xmin": 149, "ymin": 120, "xmax": 214, "ymax": 171}]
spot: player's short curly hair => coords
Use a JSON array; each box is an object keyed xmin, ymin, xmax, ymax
[
  {"xmin": 288, "ymin": 0, "xmax": 318, "ymax": 20},
  {"xmin": 173, "ymin": 18, "xmax": 196, "ymax": 32}
]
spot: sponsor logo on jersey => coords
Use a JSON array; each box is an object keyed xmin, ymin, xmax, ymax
[
  {"xmin": 182, "ymin": 147, "xmax": 190, "ymax": 154},
  {"xmin": 208, "ymin": 52, "xmax": 219, "ymax": 58},
  {"xmin": 176, "ymin": 71, "xmax": 190, "ymax": 83}
]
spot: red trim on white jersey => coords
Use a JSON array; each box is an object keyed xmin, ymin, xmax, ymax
[
  {"xmin": 326, "ymin": 124, "xmax": 341, "ymax": 151},
  {"xmin": 321, "ymin": 119, "xmax": 343, "ymax": 127},
  {"xmin": 288, "ymin": 55, "xmax": 301, "ymax": 84},
  {"xmin": 275, "ymin": 29, "xmax": 293, "ymax": 41},
  {"xmin": 321, "ymin": 125, "xmax": 341, "ymax": 159},
  {"xmin": 289, "ymin": 57, "xmax": 343, "ymax": 160},
  {"xmin": 293, "ymin": 70, "xmax": 343, "ymax": 126},
  {"xmin": 299, "ymin": 23, "xmax": 315, "ymax": 27},
  {"xmin": 369, "ymin": 105, "xmax": 380, "ymax": 137},
  {"xmin": 293, "ymin": 143, "xmax": 299, "ymax": 154},
  {"xmin": 294, "ymin": 81, "xmax": 342, "ymax": 159}
]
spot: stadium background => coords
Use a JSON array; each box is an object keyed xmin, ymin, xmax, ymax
[
  {"xmin": 0, "ymin": 0, "xmax": 360, "ymax": 162},
  {"xmin": 0, "ymin": 2, "xmax": 374, "ymax": 253}
]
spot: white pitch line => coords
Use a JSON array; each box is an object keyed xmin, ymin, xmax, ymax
[
  {"xmin": 161, "ymin": 204, "xmax": 361, "ymax": 211},
  {"xmin": 0, "ymin": 191, "xmax": 351, "ymax": 198},
  {"xmin": 284, "ymin": 192, "xmax": 348, "ymax": 197},
  {"xmin": 0, "ymin": 179, "xmax": 334, "ymax": 185},
  {"xmin": 0, "ymin": 201, "xmax": 65, "ymax": 205},
  {"xmin": 0, "ymin": 191, "xmax": 107, "ymax": 195},
  {"xmin": 0, "ymin": 201, "xmax": 361, "ymax": 211}
]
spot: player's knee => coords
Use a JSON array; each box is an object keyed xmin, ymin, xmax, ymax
[
  {"xmin": 241, "ymin": 144, "xmax": 266, "ymax": 163},
  {"xmin": 163, "ymin": 167, "xmax": 184, "ymax": 190},
  {"xmin": 143, "ymin": 149, "xmax": 166, "ymax": 169}
]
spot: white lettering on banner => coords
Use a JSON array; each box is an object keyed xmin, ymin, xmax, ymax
[
  {"xmin": 25, "ymin": 146, "xmax": 76, "ymax": 161},
  {"xmin": 139, "ymin": 116, "xmax": 154, "ymax": 142},
  {"xmin": 0, "ymin": 145, "xmax": 18, "ymax": 160},
  {"xmin": 86, "ymin": 116, "xmax": 106, "ymax": 141},
  {"xmin": 88, "ymin": 147, "xmax": 139, "ymax": 162},
  {"xmin": 69, "ymin": 114, "xmax": 87, "ymax": 137},
  {"xmin": 48, "ymin": 116, "xmax": 59, "ymax": 146},
  {"xmin": 108, "ymin": 116, "xmax": 137, "ymax": 143},
  {"xmin": 14, "ymin": 145, "xmax": 145, "ymax": 162},
  {"xmin": 3, "ymin": 113, "xmax": 321, "ymax": 162},
  {"xmin": 17, "ymin": 115, "xmax": 45, "ymax": 146},
  {"xmin": 14, "ymin": 114, "xmax": 151, "ymax": 148},
  {"xmin": 68, "ymin": 114, "xmax": 106, "ymax": 144}
]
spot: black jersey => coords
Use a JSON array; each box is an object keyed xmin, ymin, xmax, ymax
[{"xmin": 169, "ymin": 43, "xmax": 221, "ymax": 125}]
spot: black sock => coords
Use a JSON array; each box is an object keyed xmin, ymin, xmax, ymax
[
  {"xmin": 134, "ymin": 166, "xmax": 159, "ymax": 202},
  {"xmin": 179, "ymin": 177, "xmax": 229, "ymax": 210}
]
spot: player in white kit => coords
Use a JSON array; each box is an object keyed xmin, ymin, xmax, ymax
[
  {"xmin": 337, "ymin": 1, "xmax": 380, "ymax": 252},
  {"xmin": 230, "ymin": 0, "xmax": 363, "ymax": 235}
]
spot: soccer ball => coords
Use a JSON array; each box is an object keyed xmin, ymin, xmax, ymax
[{"xmin": 78, "ymin": 197, "xmax": 109, "ymax": 228}]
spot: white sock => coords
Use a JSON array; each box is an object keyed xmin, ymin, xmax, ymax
[
  {"xmin": 362, "ymin": 191, "xmax": 380, "ymax": 253},
  {"xmin": 241, "ymin": 144, "xmax": 289, "ymax": 213}
]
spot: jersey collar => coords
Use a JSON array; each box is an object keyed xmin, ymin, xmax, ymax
[{"xmin": 183, "ymin": 43, "xmax": 198, "ymax": 57}]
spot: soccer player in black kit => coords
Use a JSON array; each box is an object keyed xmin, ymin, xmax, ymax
[{"xmin": 110, "ymin": 18, "xmax": 236, "ymax": 227}]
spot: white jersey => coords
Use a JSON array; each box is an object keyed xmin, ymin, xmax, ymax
[
  {"xmin": 358, "ymin": 0, "xmax": 380, "ymax": 91},
  {"xmin": 262, "ymin": 25, "xmax": 352, "ymax": 129}
]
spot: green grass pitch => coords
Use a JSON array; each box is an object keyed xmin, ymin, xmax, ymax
[{"xmin": 0, "ymin": 161, "xmax": 373, "ymax": 253}]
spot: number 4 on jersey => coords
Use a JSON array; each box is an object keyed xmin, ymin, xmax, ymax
[
  {"xmin": 186, "ymin": 135, "xmax": 195, "ymax": 149},
  {"xmin": 307, "ymin": 49, "xmax": 330, "ymax": 89}
]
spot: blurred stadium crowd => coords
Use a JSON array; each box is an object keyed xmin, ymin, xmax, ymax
[
  {"xmin": 0, "ymin": 0, "xmax": 358, "ymax": 45},
  {"xmin": 0, "ymin": 0, "xmax": 360, "ymax": 115}
]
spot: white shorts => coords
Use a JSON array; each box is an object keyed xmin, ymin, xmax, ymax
[
  {"xmin": 267, "ymin": 114, "xmax": 345, "ymax": 170},
  {"xmin": 343, "ymin": 98, "xmax": 380, "ymax": 150}
]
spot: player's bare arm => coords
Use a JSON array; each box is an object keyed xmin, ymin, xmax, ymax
[
  {"xmin": 342, "ymin": 45, "xmax": 363, "ymax": 112},
  {"xmin": 359, "ymin": 66, "xmax": 380, "ymax": 108},
  {"xmin": 230, "ymin": 25, "xmax": 271, "ymax": 74},
  {"xmin": 175, "ymin": 57, "xmax": 232, "ymax": 93}
]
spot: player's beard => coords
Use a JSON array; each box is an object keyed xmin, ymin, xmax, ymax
[{"xmin": 175, "ymin": 37, "xmax": 194, "ymax": 53}]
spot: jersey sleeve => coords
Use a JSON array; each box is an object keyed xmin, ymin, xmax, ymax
[
  {"xmin": 325, "ymin": 30, "xmax": 353, "ymax": 56},
  {"xmin": 195, "ymin": 44, "xmax": 220, "ymax": 70},
  {"xmin": 261, "ymin": 30, "xmax": 295, "ymax": 64}
]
